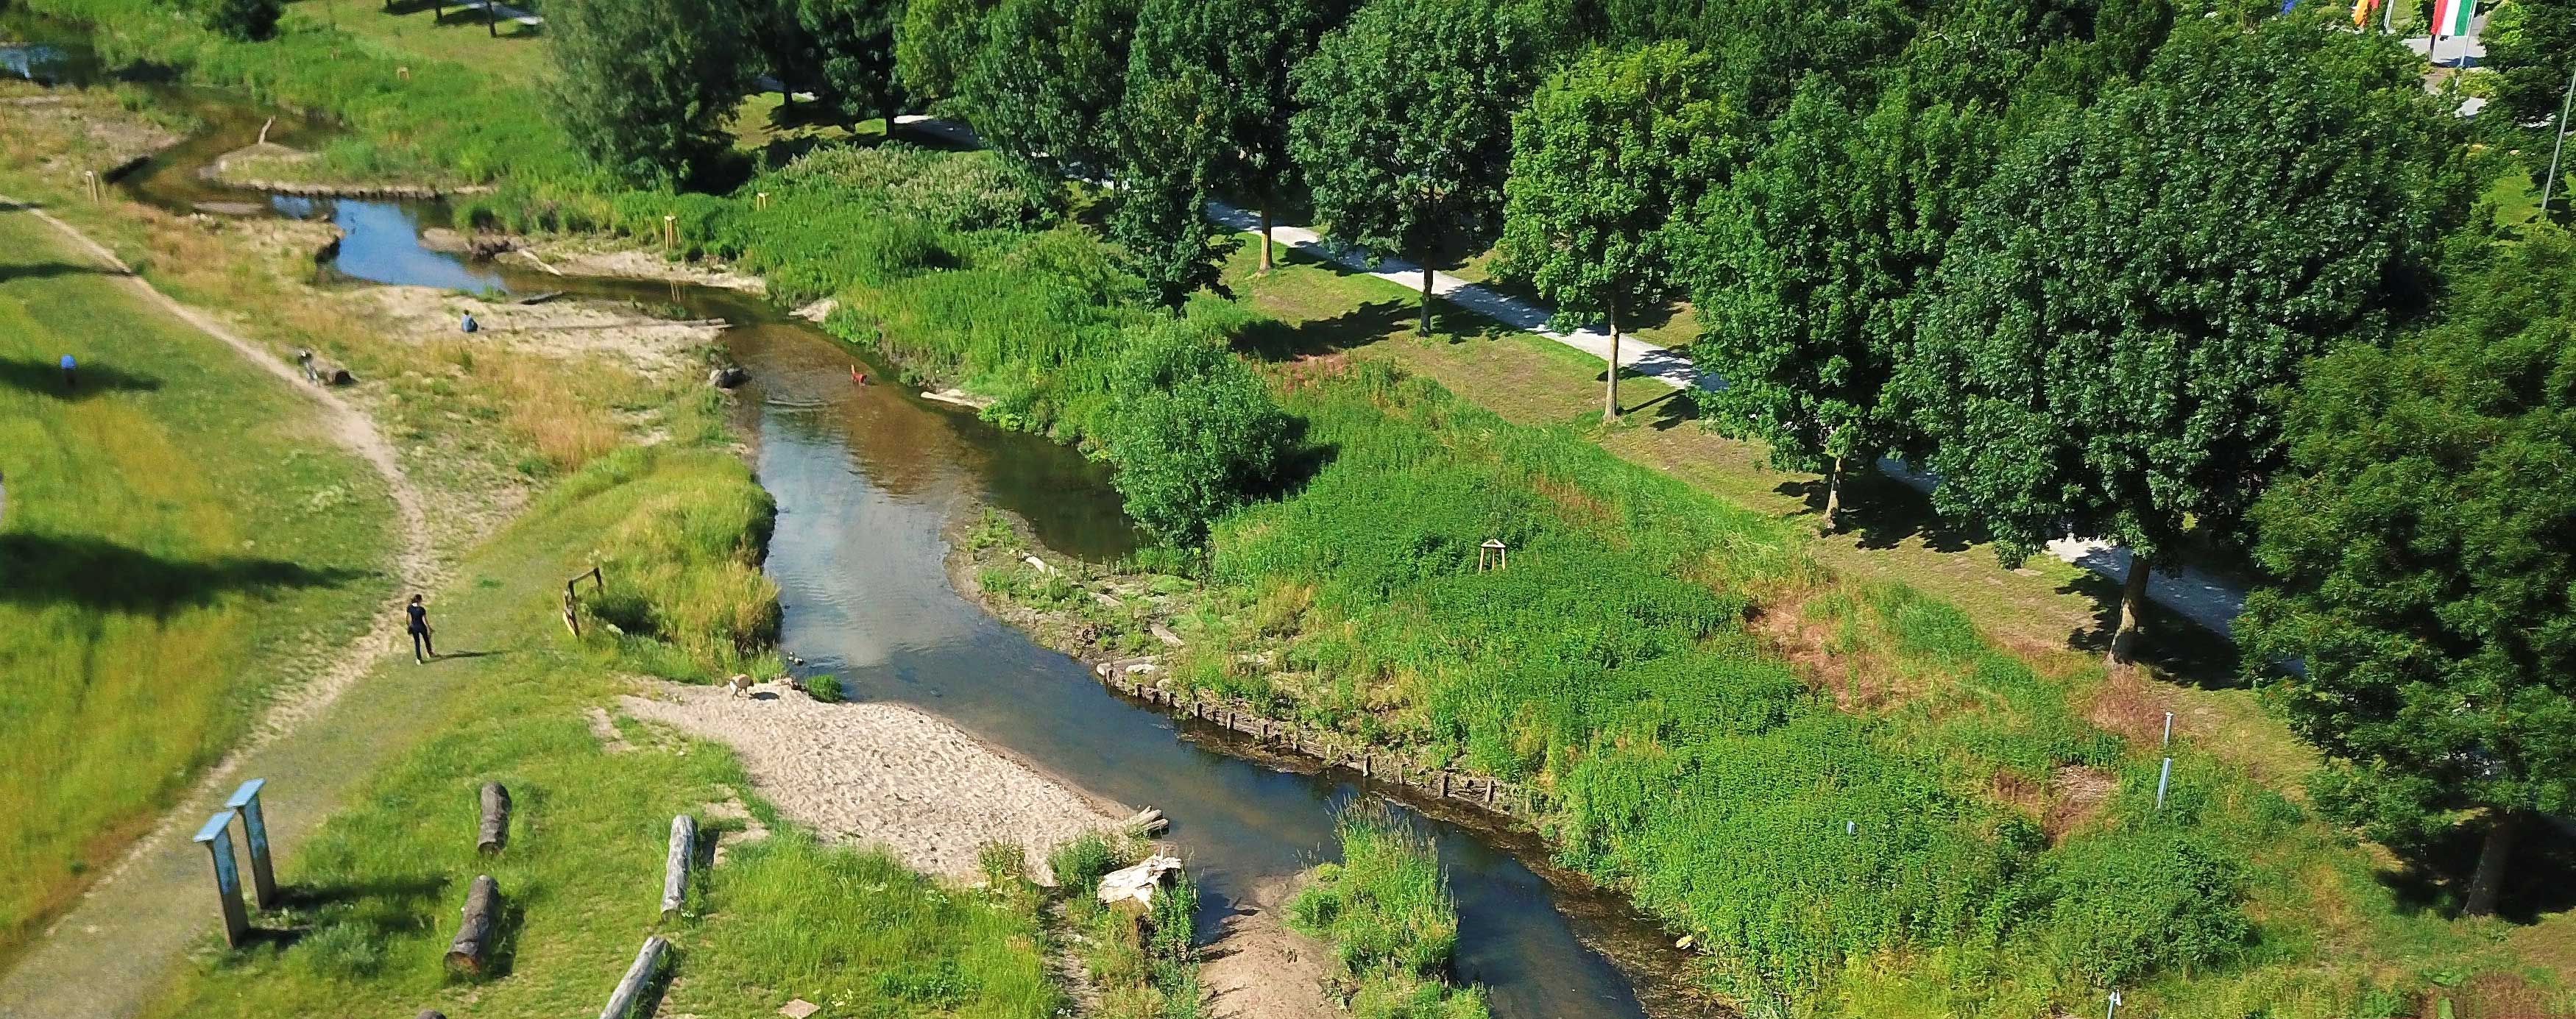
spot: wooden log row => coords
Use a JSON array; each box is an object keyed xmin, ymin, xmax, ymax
[
  {"xmin": 478, "ymin": 782, "xmax": 512, "ymax": 855},
  {"xmin": 598, "ymin": 935, "xmax": 670, "ymax": 1019},
  {"xmin": 445, "ymin": 875, "xmax": 500, "ymax": 973},
  {"xmin": 661, "ymin": 814, "xmax": 696, "ymax": 923}
]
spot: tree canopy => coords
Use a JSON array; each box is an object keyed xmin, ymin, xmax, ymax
[
  {"xmin": 1103, "ymin": 321, "xmax": 1293, "ymax": 544},
  {"xmin": 959, "ymin": 0, "xmax": 1139, "ymax": 180},
  {"xmin": 1289, "ymin": 0, "xmax": 1538, "ymax": 333},
  {"xmin": 2242, "ymin": 232, "xmax": 2576, "ymax": 917},
  {"xmin": 1905, "ymin": 16, "xmax": 2462, "ymax": 658},
  {"xmin": 1498, "ymin": 41, "xmax": 1743, "ymax": 421},
  {"xmin": 548, "ymin": 0, "xmax": 759, "ymax": 185},
  {"xmin": 1121, "ymin": 0, "xmax": 1345, "ymax": 272}
]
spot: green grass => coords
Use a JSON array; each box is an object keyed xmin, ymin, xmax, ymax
[
  {"xmin": 141, "ymin": 447, "xmax": 1063, "ymax": 1019},
  {"xmin": 1286, "ymin": 809, "xmax": 1489, "ymax": 1019},
  {"xmin": 0, "ymin": 209, "xmax": 395, "ymax": 961},
  {"xmin": 1048, "ymin": 831, "xmax": 1204, "ymax": 1019}
]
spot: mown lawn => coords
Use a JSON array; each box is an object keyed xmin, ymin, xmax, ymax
[{"xmin": 0, "ymin": 208, "xmax": 395, "ymax": 960}]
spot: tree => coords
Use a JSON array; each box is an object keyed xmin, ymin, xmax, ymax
[
  {"xmin": 548, "ymin": 0, "xmax": 759, "ymax": 184},
  {"xmin": 1905, "ymin": 17, "xmax": 2463, "ymax": 662},
  {"xmin": 205, "ymin": 0, "xmax": 283, "ymax": 40},
  {"xmin": 896, "ymin": 0, "xmax": 996, "ymax": 110},
  {"xmin": 1121, "ymin": 0, "xmax": 1346, "ymax": 273},
  {"xmin": 1689, "ymin": 78, "xmax": 1988, "ymax": 529},
  {"xmin": 2485, "ymin": 0, "xmax": 2576, "ymax": 127},
  {"xmin": 1498, "ymin": 42, "xmax": 1744, "ymax": 423},
  {"xmin": 959, "ymin": 0, "xmax": 1139, "ymax": 180},
  {"xmin": 785, "ymin": 0, "xmax": 902, "ymax": 125},
  {"xmin": 2241, "ymin": 232, "xmax": 2576, "ymax": 918},
  {"xmin": 1103, "ymin": 322, "xmax": 1293, "ymax": 544},
  {"xmin": 1290, "ymin": 0, "xmax": 1537, "ymax": 336}
]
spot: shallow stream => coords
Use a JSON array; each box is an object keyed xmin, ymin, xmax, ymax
[{"xmin": 4, "ymin": 21, "xmax": 1707, "ymax": 1015}]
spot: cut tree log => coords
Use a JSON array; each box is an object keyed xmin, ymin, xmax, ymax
[
  {"xmin": 477, "ymin": 782, "xmax": 512, "ymax": 854},
  {"xmin": 445, "ymin": 875, "xmax": 500, "ymax": 973},
  {"xmin": 598, "ymin": 935, "xmax": 669, "ymax": 1019},
  {"xmin": 1096, "ymin": 855, "xmax": 1183, "ymax": 908},
  {"xmin": 1123, "ymin": 806, "xmax": 1169, "ymax": 837},
  {"xmin": 417, "ymin": 1011, "xmax": 448, "ymax": 1019},
  {"xmin": 661, "ymin": 814, "xmax": 696, "ymax": 922}
]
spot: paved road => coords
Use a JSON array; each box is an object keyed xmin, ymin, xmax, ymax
[{"xmin": 894, "ymin": 115, "xmax": 2253, "ymax": 639}]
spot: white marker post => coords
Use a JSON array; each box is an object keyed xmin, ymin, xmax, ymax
[
  {"xmin": 2107, "ymin": 989, "xmax": 2122, "ymax": 1019},
  {"xmin": 191, "ymin": 811, "xmax": 250, "ymax": 948},
  {"xmin": 2162, "ymin": 711, "xmax": 2173, "ymax": 748},
  {"xmin": 2155, "ymin": 758, "xmax": 2173, "ymax": 810},
  {"xmin": 225, "ymin": 779, "xmax": 278, "ymax": 910}
]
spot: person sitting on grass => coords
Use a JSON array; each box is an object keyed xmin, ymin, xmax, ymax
[{"xmin": 406, "ymin": 594, "xmax": 436, "ymax": 664}]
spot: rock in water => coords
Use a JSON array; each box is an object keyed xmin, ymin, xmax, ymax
[{"xmin": 1096, "ymin": 854, "xmax": 1183, "ymax": 908}]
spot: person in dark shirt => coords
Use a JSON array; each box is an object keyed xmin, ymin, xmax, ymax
[{"xmin": 406, "ymin": 594, "xmax": 435, "ymax": 664}]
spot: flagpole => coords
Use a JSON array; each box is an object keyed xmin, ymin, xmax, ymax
[{"xmin": 2542, "ymin": 65, "xmax": 2576, "ymax": 216}]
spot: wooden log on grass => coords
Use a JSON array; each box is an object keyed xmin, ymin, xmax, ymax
[
  {"xmin": 660, "ymin": 814, "xmax": 696, "ymax": 922},
  {"xmin": 598, "ymin": 936, "xmax": 670, "ymax": 1019},
  {"xmin": 445, "ymin": 875, "xmax": 500, "ymax": 973},
  {"xmin": 477, "ymin": 782, "xmax": 511, "ymax": 854},
  {"xmin": 418, "ymin": 1011, "xmax": 448, "ymax": 1019}
]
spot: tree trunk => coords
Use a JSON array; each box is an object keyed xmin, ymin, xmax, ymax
[
  {"xmin": 660, "ymin": 814, "xmax": 696, "ymax": 922},
  {"xmin": 445, "ymin": 875, "xmax": 500, "ymax": 973},
  {"xmin": 477, "ymin": 782, "xmax": 511, "ymax": 855},
  {"xmin": 2463, "ymin": 809, "xmax": 2524, "ymax": 917},
  {"xmin": 485, "ymin": 0, "xmax": 496, "ymax": 37},
  {"xmin": 1257, "ymin": 202, "xmax": 1274, "ymax": 274},
  {"xmin": 1418, "ymin": 263, "xmax": 1434, "ymax": 337},
  {"xmin": 1821, "ymin": 456, "xmax": 1845, "ymax": 533},
  {"xmin": 2107, "ymin": 553, "xmax": 2152, "ymax": 664},
  {"xmin": 598, "ymin": 936, "xmax": 670, "ymax": 1019},
  {"xmin": 1603, "ymin": 300, "xmax": 1621, "ymax": 423}
]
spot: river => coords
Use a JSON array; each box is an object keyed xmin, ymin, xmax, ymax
[{"xmin": 2, "ymin": 21, "xmax": 1705, "ymax": 1016}]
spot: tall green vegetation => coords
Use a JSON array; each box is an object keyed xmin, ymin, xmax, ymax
[
  {"xmin": 1906, "ymin": 15, "xmax": 2463, "ymax": 662},
  {"xmin": 1287, "ymin": 809, "xmax": 1490, "ymax": 1019},
  {"xmin": 2243, "ymin": 233, "xmax": 2576, "ymax": 919},
  {"xmin": 2484, "ymin": 0, "xmax": 2576, "ymax": 127},
  {"xmin": 755, "ymin": 0, "xmax": 902, "ymax": 125},
  {"xmin": 1498, "ymin": 40, "xmax": 1741, "ymax": 422},
  {"xmin": 1290, "ymin": 0, "xmax": 1536, "ymax": 334},
  {"xmin": 547, "ymin": 0, "xmax": 760, "ymax": 183},
  {"xmin": 1686, "ymin": 79, "xmax": 1988, "ymax": 530},
  {"xmin": 894, "ymin": 0, "xmax": 994, "ymax": 107},
  {"xmin": 959, "ymin": 0, "xmax": 1139, "ymax": 180},
  {"xmin": 1101, "ymin": 320, "xmax": 1292, "ymax": 544},
  {"xmin": 1111, "ymin": 0, "xmax": 1237, "ymax": 310},
  {"xmin": 202, "ymin": 0, "xmax": 281, "ymax": 40}
]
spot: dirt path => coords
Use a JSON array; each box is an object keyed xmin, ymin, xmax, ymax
[
  {"xmin": 1199, "ymin": 874, "xmax": 1335, "ymax": 1019},
  {"xmin": 0, "ymin": 198, "xmax": 438, "ymax": 1019}
]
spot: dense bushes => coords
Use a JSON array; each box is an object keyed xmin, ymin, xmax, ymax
[
  {"xmin": 570, "ymin": 448, "xmax": 783, "ymax": 678},
  {"xmin": 200, "ymin": 0, "xmax": 280, "ymax": 40},
  {"xmin": 1101, "ymin": 319, "xmax": 1292, "ymax": 544}
]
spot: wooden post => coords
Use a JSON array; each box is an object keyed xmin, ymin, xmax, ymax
[
  {"xmin": 446, "ymin": 875, "xmax": 500, "ymax": 973},
  {"xmin": 478, "ymin": 782, "xmax": 512, "ymax": 854},
  {"xmin": 1485, "ymin": 779, "xmax": 1496, "ymax": 806},
  {"xmin": 599, "ymin": 936, "xmax": 670, "ymax": 1019},
  {"xmin": 1362, "ymin": 754, "xmax": 1371, "ymax": 778},
  {"xmin": 85, "ymin": 170, "xmax": 99, "ymax": 203},
  {"xmin": 662, "ymin": 215, "xmax": 676, "ymax": 249},
  {"xmin": 563, "ymin": 588, "xmax": 581, "ymax": 637},
  {"xmin": 1439, "ymin": 773, "xmax": 1450, "ymax": 798},
  {"xmin": 224, "ymin": 779, "xmax": 278, "ymax": 910},
  {"xmin": 190, "ymin": 812, "xmax": 250, "ymax": 948},
  {"xmin": 661, "ymin": 814, "xmax": 696, "ymax": 922}
]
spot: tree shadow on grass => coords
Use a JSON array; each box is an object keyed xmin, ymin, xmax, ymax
[
  {"xmin": 1236, "ymin": 297, "xmax": 1415, "ymax": 363},
  {"xmin": 1788, "ymin": 469, "xmax": 1981, "ymax": 555},
  {"xmin": 2059, "ymin": 568, "xmax": 2245, "ymax": 688},
  {"xmin": 0, "ymin": 262, "xmax": 123, "ymax": 285},
  {"xmin": 2376, "ymin": 820, "xmax": 2576, "ymax": 923},
  {"xmin": 0, "ymin": 534, "xmax": 365, "ymax": 616},
  {"xmin": 0, "ymin": 357, "xmax": 162, "ymax": 400}
]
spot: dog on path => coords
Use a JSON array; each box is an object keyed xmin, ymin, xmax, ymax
[{"xmin": 724, "ymin": 674, "xmax": 755, "ymax": 698}]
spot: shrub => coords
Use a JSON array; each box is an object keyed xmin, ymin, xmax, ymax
[
  {"xmin": 804, "ymin": 674, "xmax": 844, "ymax": 703},
  {"xmin": 1103, "ymin": 319, "xmax": 1293, "ymax": 544},
  {"xmin": 2041, "ymin": 828, "xmax": 2251, "ymax": 987},
  {"xmin": 1288, "ymin": 808, "xmax": 1486, "ymax": 1018},
  {"xmin": 201, "ymin": 0, "xmax": 280, "ymax": 41}
]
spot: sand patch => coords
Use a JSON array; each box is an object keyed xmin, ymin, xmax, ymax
[
  {"xmin": 584, "ymin": 706, "xmax": 634, "ymax": 753},
  {"xmin": 517, "ymin": 241, "xmax": 768, "ymax": 295},
  {"xmin": 1200, "ymin": 874, "xmax": 1334, "ymax": 1019},
  {"xmin": 617, "ymin": 681, "xmax": 1120, "ymax": 882},
  {"xmin": 366, "ymin": 285, "xmax": 721, "ymax": 380}
]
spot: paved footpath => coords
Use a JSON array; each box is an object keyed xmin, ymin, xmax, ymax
[{"xmin": 902, "ymin": 116, "xmax": 2253, "ymax": 637}]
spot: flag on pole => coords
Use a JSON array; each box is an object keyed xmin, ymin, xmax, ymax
[
  {"xmin": 2352, "ymin": 0, "xmax": 2377, "ymax": 27},
  {"xmin": 2432, "ymin": 0, "xmax": 2474, "ymax": 38}
]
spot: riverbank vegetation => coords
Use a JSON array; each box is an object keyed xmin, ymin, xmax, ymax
[
  {"xmin": 1049, "ymin": 832, "xmax": 1206, "ymax": 1019},
  {"xmin": 0, "ymin": 205, "xmax": 394, "ymax": 963},
  {"xmin": 1287, "ymin": 810, "xmax": 1490, "ymax": 1019},
  {"xmin": 15, "ymin": 0, "xmax": 2572, "ymax": 1011}
]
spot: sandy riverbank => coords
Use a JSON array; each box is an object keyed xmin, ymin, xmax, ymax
[{"xmin": 616, "ymin": 680, "xmax": 1124, "ymax": 883}]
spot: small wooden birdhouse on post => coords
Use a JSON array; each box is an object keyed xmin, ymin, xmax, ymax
[{"xmin": 1479, "ymin": 539, "xmax": 1507, "ymax": 572}]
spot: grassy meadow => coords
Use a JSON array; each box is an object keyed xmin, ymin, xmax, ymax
[{"xmin": 0, "ymin": 208, "xmax": 395, "ymax": 960}]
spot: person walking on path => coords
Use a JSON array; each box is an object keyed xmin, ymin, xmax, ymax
[
  {"xmin": 406, "ymin": 594, "xmax": 436, "ymax": 663},
  {"xmin": 59, "ymin": 354, "xmax": 75, "ymax": 388}
]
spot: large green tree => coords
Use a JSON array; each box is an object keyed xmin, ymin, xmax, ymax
[
  {"xmin": 959, "ymin": 0, "xmax": 1139, "ymax": 180},
  {"xmin": 1289, "ymin": 0, "xmax": 1538, "ymax": 335},
  {"xmin": 1689, "ymin": 78, "xmax": 1988, "ymax": 530},
  {"xmin": 1498, "ymin": 41, "xmax": 1744, "ymax": 422},
  {"xmin": 2241, "ymin": 232, "xmax": 2576, "ymax": 918},
  {"xmin": 895, "ymin": 0, "xmax": 995, "ymax": 109},
  {"xmin": 1906, "ymin": 17, "xmax": 2463, "ymax": 662},
  {"xmin": 1120, "ymin": 0, "xmax": 1345, "ymax": 273},
  {"xmin": 547, "ymin": 0, "xmax": 759, "ymax": 184},
  {"xmin": 2485, "ymin": 0, "xmax": 2576, "ymax": 128},
  {"xmin": 797, "ymin": 0, "xmax": 903, "ymax": 125}
]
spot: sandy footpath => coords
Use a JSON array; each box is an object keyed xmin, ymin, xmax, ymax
[{"xmin": 617, "ymin": 682, "xmax": 1122, "ymax": 883}]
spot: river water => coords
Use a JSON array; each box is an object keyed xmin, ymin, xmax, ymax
[{"xmin": 4, "ymin": 21, "xmax": 1705, "ymax": 1015}]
